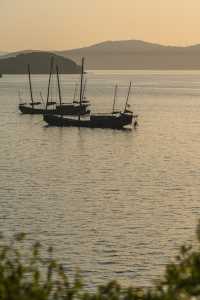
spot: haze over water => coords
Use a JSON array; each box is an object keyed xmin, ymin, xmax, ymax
[{"xmin": 0, "ymin": 71, "xmax": 200, "ymax": 287}]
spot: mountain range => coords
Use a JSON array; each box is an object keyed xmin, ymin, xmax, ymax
[
  {"xmin": 2, "ymin": 40, "xmax": 200, "ymax": 70},
  {"xmin": 57, "ymin": 40, "xmax": 200, "ymax": 69}
]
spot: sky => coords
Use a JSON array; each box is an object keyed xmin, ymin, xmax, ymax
[{"xmin": 1, "ymin": 0, "xmax": 200, "ymax": 51}]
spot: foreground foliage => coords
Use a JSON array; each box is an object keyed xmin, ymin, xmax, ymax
[{"xmin": 1, "ymin": 227, "xmax": 200, "ymax": 300}]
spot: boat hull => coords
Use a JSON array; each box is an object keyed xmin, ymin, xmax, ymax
[
  {"xmin": 43, "ymin": 113, "xmax": 133, "ymax": 129},
  {"xmin": 90, "ymin": 113, "xmax": 133, "ymax": 128},
  {"xmin": 19, "ymin": 103, "xmax": 90, "ymax": 115},
  {"xmin": 55, "ymin": 104, "xmax": 90, "ymax": 115},
  {"xmin": 19, "ymin": 104, "xmax": 47, "ymax": 114}
]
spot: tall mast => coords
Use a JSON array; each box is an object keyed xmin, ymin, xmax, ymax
[
  {"xmin": 56, "ymin": 65, "xmax": 62, "ymax": 115},
  {"xmin": 82, "ymin": 78, "xmax": 87, "ymax": 101},
  {"xmin": 78, "ymin": 57, "xmax": 84, "ymax": 120},
  {"xmin": 112, "ymin": 84, "xmax": 118, "ymax": 113},
  {"xmin": 124, "ymin": 81, "xmax": 132, "ymax": 113},
  {"xmin": 28, "ymin": 64, "xmax": 34, "ymax": 106},
  {"xmin": 46, "ymin": 56, "xmax": 54, "ymax": 111},
  {"xmin": 79, "ymin": 57, "xmax": 84, "ymax": 105}
]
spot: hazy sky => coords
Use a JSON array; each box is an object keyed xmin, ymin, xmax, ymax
[{"xmin": 1, "ymin": 0, "xmax": 200, "ymax": 51}]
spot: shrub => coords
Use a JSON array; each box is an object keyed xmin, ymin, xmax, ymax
[{"xmin": 0, "ymin": 226, "xmax": 200, "ymax": 300}]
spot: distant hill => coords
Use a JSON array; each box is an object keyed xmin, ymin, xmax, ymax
[
  {"xmin": 0, "ymin": 52, "xmax": 8, "ymax": 57},
  {"xmin": 0, "ymin": 50, "xmax": 46, "ymax": 60},
  {"xmin": 0, "ymin": 52, "xmax": 81, "ymax": 74},
  {"xmin": 56, "ymin": 40, "xmax": 200, "ymax": 69}
]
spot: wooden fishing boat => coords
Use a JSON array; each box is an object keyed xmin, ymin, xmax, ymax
[
  {"xmin": 43, "ymin": 111, "xmax": 134, "ymax": 129},
  {"xmin": 43, "ymin": 59, "xmax": 137, "ymax": 130},
  {"xmin": 55, "ymin": 60, "xmax": 90, "ymax": 115},
  {"xmin": 19, "ymin": 58, "xmax": 90, "ymax": 115},
  {"xmin": 18, "ymin": 64, "xmax": 56, "ymax": 114}
]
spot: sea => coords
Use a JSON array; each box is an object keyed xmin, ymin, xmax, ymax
[{"xmin": 0, "ymin": 70, "xmax": 200, "ymax": 288}]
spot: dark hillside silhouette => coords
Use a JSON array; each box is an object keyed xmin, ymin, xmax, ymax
[{"xmin": 0, "ymin": 52, "xmax": 81, "ymax": 74}]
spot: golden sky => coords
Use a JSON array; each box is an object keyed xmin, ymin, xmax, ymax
[{"xmin": 1, "ymin": 0, "xmax": 200, "ymax": 51}]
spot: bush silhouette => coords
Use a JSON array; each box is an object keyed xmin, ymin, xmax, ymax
[{"xmin": 0, "ymin": 226, "xmax": 200, "ymax": 300}]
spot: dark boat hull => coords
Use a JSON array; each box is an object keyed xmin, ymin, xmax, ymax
[
  {"xmin": 55, "ymin": 104, "xmax": 90, "ymax": 115},
  {"xmin": 19, "ymin": 103, "xmax": 90, "ymax": 115},
  {"xmin": 19, "ymin": 104, "xmax": 48, "ymax": 114},
  {"xmin": 43, "ymin": 113, "xmax": 133, "ymax": 129}
]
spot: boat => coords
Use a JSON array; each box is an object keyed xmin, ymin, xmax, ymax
[
  {"xmin": 19, "ymin": 58, "xmax": 90, "ymax": 115},
  {"xmin": 43, "ymin": 111, "xmax": 134, "ymax": 129},
  {"xmin": 18, "ymin": 64, "xmax": 56, "ymax": 114},
  {"xmin": 43, "ymin": 59, "xmax": 137, "ymax": 130},
  {"xmin": 54, "ymin": 59, "xmax": 90, "ymax": 115}
]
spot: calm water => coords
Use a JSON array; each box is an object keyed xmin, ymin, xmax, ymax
[{"xmin": 1, "ymin": 70, "xmax": 200, "ymax": 288}]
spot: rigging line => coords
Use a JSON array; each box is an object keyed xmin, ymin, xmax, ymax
[
  {"xmin": 40, "ymin": 92, "xmax": 45, "ymax": 108},
  {"xmin": 112, "ymin": 84, "xmax": 118, "ymax": 113},
  {"xmin": 18, "ymin": 90, "xmax": 23, "ymax": 104},
  {"xmin": 73, "ymin": 83, "xmax": 78, "ymax": 102}
]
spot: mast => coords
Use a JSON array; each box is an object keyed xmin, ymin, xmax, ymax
[
  {"xmin": 46, "ymin": 56, "xmax": 54, "ymax": 111},
  {"xmin": 112, "ymin": 84, "xmax": 118, "ymax": 114},
  {"xmin": 28, "ymin": 64, "xmax": 34, "ymax": 106},
  {"xmin": 78, "ymin": 57, "xmax": 84, "ymax": 120},
  {"xmin": 124, "ymin": 81, "xmax": 132, "ymax": 113},
  {"xmin": 82, "ymin": 78, "xmax": 87, "ymax": 101},
  {"xmin": 56, "ymin": 65, "xmax": 62, "ymax": 116},
  {"xmin": 79, "ymin": 57, "xmax": 84, "ymax": 105}
]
